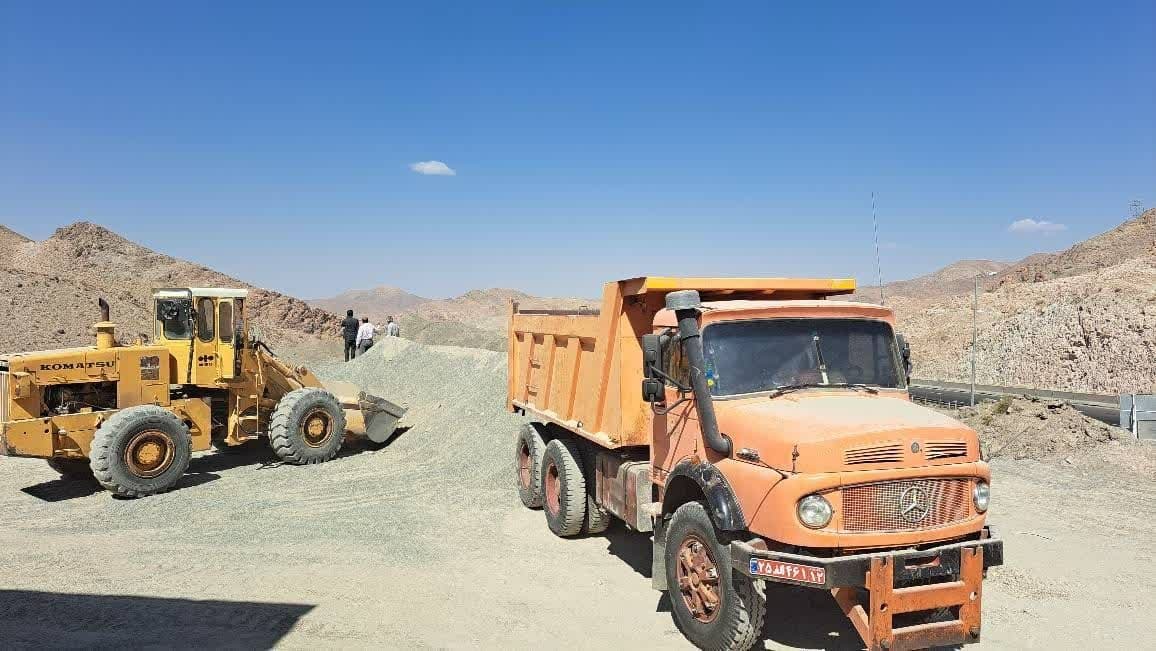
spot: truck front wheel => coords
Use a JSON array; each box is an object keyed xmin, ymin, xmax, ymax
[
  {"xmin": 665, "ymin": 501, "xmax": 766, "ymax": 651},
  {"xmin": 541, "ymin": 438, "xmax": 586, "ymax": 537}
]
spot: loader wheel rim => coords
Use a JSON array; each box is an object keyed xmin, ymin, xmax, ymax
[
  {"xmin": 125, "ymin": 430, "xmax": 176, "ymax": 478},
  {"xmin": 676, "ymin": 534, "xmax": 722, "ymax": 623},
  {"xmin": 517, "ymin": 441, "xmax": 532, "ymax": 489},
  {"xmin": 302, "ymin": 409, "xmax": 333, "ymax": 448},
  {"xmin": 544, "ymin": 460, "xmax": 561, "ymax": 515}
]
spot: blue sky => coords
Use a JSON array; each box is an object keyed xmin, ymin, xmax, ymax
[{"xmin": 1, "ymin": 2, "xmax": 1153, "ymax": 299}]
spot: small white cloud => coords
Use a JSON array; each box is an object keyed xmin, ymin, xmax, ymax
[
  {"xmin": 1008, "ymin": 218, "xmax": 1067, "ymax": 234},
  {"xmin": 409, "ymin": 160, "xmax": 456, "ymax": 176}
]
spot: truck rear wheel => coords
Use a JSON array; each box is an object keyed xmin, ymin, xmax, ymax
[
  {"xmin": 515, "ymin": 423, "xmax": 547, "ymax": 508},
  {"xmin": 90, "ymin": 405, "xmax": 192, "ymax": 498},
  {"xmin": 46, "ymin": 457, "xmax": 94, "ymax": 479},
  {"xmin": 665, "ymin": 501, "xmax": 765, "ymax": 651},
  {"xmin": 269, "ymin": 388, "xmax": 346, "ymax": 465},
  {"xmin": 542, "ymin": 438, "xmax": 586, "ymax": 537}
]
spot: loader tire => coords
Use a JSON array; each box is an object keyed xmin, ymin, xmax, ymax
[
  {"xmin": 46, "ymin": 457, "xmax": 94, "ymax": 479},
  {"xmin": 665, "ymin": 501, "xmax": 766, "ymax": 651},
  {"xmin": 269, "ymin": 388, "xmax": 345, "ymax": 465},
  {"xmin": 542, "ymin": 438, "xmax": 586, "ymax": 537},
  {"xmin": 581, "ymin": 446, "xmax": 612, "ymax": 534},
  {"xmin": 515, "ymin": 423, "xmax": 547, "ymax": 509},
  {"xmin": 90, "ymin": 405, "xmax": 192, "ymax": 498}
]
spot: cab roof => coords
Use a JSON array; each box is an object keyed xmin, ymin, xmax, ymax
[
  {"xmin": 153, "ymin": 287, "xmax": 249, "ymax": 299},
  {"xmin": 619, "ymin": 276, "xmax": 856, "ymax": 301},
  {"xmin": 654, "ymin": 299, "xmax": 893, "ymax": 327}
]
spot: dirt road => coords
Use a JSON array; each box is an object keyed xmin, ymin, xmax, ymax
[{"xmin": 0, "ymin": 339, "xmax": 1152, "ymax": 648}]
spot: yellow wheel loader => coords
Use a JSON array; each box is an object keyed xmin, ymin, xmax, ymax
[{"xmin": 0, "ymin": 288, "xmax": 404, "ymax": 497}]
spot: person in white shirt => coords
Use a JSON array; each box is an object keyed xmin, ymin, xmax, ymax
[
  {"xmin": 385, "ymin": 316, "xmax": 400, "ymax": 338},
  {"xmin": 355, "ymin": 318, "xmax": 377, "ymax": 355}
]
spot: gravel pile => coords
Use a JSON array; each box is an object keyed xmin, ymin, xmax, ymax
[
  {"xmin": 948, "ymin": 396, "xmax": 1134, "ymax": 461},
  {"xmin": 313, "ymin": 336, "xmax": 523, "ymax": 499}
]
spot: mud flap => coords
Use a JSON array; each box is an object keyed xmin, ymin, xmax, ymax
[{"xmin": 652, "ymin": 517, "xmax": 668, "ymax": 591}]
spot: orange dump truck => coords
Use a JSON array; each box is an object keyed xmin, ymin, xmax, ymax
[{"xmin": 508, "ymin": 277, "xmax": 1002, "ymax": 651}]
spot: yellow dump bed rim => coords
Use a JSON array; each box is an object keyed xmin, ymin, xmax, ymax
[{"xmin": 623, "ymin": 276, "xmax": 856, "ymax": 299}]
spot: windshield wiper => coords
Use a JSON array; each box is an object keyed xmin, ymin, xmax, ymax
[{"xmin": 767, "ymin": 382, "xmax": 880, "ymax": 399}]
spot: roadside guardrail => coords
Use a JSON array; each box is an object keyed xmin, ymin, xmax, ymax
[{"xmin": 908, "ymin": 379, "xmax": 1121, "ymax": 427}]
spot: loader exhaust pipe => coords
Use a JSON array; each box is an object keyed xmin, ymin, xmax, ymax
[
  {"xmin": 666, "ymin": 290, "xmax": 731, "ymax": 457},
  {"xmin": 95, "ymin": 297, "xmax": 116, "ymax": 349}
]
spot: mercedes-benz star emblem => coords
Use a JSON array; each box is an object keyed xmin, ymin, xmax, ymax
[{"xmin": 898, "ymin": 486, "xmax": 931, "ymax": 523}]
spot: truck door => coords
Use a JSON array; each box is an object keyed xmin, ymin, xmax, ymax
[
  {"xmin": 193, "ymin": 297, "xmax": 220, "ymax": 385},
  {"xmin": 217, "ymin": 299, "xmax": 237, "ymax": 381},
  {"xmin": 651, "ymin": 331, "xmax": 698, "ymax": 473}
]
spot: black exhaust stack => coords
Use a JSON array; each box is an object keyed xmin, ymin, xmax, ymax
[
  {"xmin": 666, "ymin": 290, "xmax": 731, "ymax": 457},
  {"xmin": 98, "ymin": 298, "xmax": 110, "ymax": 322}
]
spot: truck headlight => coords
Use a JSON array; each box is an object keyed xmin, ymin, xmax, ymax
[
  {"xmin": 797, "ymin": 494, "xmax": 833, "ymax": 529},
  {"xmin": 973, "ymin": 481, "xmax": 990, "ymax": 513}
]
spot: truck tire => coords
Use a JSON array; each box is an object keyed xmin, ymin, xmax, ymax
[
  {"xmin": 269, "ymin": 388, "xmax": 346, "ymax": 465},
  {"xmin": 46, "ymin": 457, "xmax": 94, "ymax": 479},
  {"xmin": 665, "ymin": 501, "xmax": 766, "ymax": 651},
  {"xmin": 515, "ymin": 423, "xmax": 547, "ymax": 508},
  {"xmin": 581, "ymin": 447, "xmax": 612, "ymax": 534},
  {"xmin": 542, "ymin": 438, "xmax": 586, "ymax": 537},
  {"xmin": 90, "ymin": 405, "xmax": 192, "ymax": 498}
]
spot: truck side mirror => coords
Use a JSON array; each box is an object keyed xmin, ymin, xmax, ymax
[
  {"xmin": 642, "ymin": 378, "xmax": 664, "ymax": 403},
  {"xmin": 642, "ymin": 334, "xmax": 661, "ymax": 379},
  {"xmin": 897, "ymin": 333, "xmax": 912, "ymax": 380},
  {"xmin": 641, "ymin": 334, "xmax": 664, "ymax": 403}
]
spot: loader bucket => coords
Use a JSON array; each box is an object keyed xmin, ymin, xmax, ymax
[{"xmin": 325, "ymin": 380, "xmax": 407, "ymax": 443}]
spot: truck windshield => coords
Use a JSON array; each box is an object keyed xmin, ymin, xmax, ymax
[{"xmin": 702, "ymin": 318, "xmax": 905, "ymax": 397}]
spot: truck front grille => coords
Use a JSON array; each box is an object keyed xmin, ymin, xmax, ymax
[
  {"xmin": 840, "ymin": 478, "xmax": 971, "ymax": 533},
  {"xmin": 0, "ymin": 371, "xmax": 8, "ymax": 424}
]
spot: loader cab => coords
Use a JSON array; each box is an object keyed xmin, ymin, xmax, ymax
[{"xmin": 153, "ymin": 288, "xmax": 248, "ymax": 386}]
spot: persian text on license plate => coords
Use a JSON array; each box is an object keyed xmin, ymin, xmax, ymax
[{"xmin": 749, "ymin": 558, "xmax": 826, "ymax": 585}]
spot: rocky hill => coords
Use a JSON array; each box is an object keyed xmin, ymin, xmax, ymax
[
  {"xmin": 892, "ymin": 209, "xmax": 1156, "ymax": 394},
  {"xmin": 0, "ymin": 222, "xmax": 343, "ymax": 353},
  {"xmin": 849, "ymin": 259, "xmax": 1010, "ymax": 302},
  {"xmin": 309, "ymin": 286, "xmax": 431, "ymax": 320},
  {"xmin": 310, "ymin": 286, "xmax": 594, "ymax": 350}
]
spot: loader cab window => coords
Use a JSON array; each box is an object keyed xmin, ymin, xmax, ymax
[
  {"xmin": 234, "ymin": 298, "xmax": 246, "ymax": 346},
  {"xmin": 196, "ymin": 298, "xmax": 215, "ymax": 342},
  {"xmin": 219, "ymin": 301, "xmax": 233, "ymax": 344},
  {"xmin": 156, "ymin": 298, "xmax": 193, "ymax": 340}
]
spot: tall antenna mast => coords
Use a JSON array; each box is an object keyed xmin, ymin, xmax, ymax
[{"xmin": 871, "ymin": 191, "xmax": 885, "ymax": 305}]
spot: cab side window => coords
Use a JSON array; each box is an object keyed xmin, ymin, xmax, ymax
[
  {"xmin": 197, "ymin": 298, "xmax": 215, "ymax": 342},
  {"xmin": 219, "ymin": 302, "xmax": 233, "ymax": 344}
]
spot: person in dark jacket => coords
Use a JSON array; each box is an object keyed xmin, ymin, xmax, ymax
[{"xmin": 341, "ymin": 309, "xmax": 360, "ymax": 361}]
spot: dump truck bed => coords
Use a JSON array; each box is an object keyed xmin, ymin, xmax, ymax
[{"xmin": 507, "ymin": 276, "xmax": 855, "ymax": 449}]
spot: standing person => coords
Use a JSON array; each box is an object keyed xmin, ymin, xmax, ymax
[
  {"xmin": 385, "ymin": 316, "xmax": 400, "ymax": 338},
  {"xmin": 356, "ymin": 317, "xmax": 376, "ymax": 356},
  {"xmin": 341, "ymin": 309, "xmax": 359, "ymax": 361}
]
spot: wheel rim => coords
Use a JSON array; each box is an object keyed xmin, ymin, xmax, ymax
[
  {"xmin": 301, "ymin": 408, "xmax": 333, "ymax": 447},
  {"xmin": 124, "ymin": 430, "xmax": 176, "ymax": 478},
  {"xmin": 676, "ymin": 534, "xmax": 722, "ymax": 623},
  {"xmin": 544, "ymin": 460, "xmax": 561, "ymax": 515},
  {"xmin": 517, "ymin": 441, "xmax": 532, "ymax": 489}
]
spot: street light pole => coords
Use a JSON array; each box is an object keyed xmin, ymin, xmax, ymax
[
  {"xmin": 971, "ymin": 275, "xmax": 978, "ymax": 406},
  {"xmin": 971, "ymin": 271, "xmax": 998, "ymax": 407}
]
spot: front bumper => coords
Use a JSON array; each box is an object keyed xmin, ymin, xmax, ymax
[{"xmin": 730, "ymin": 526, "xmax": 1003, "ymax": 590}]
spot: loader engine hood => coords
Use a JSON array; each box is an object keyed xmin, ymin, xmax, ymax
[{"xmin": 714, "ymin": 392, "xmax": 980, "ymax": 472}]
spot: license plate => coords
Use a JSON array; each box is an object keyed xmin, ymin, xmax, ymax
[{"xmin": 749, "ymin": 558, "xmax": 826, "ymax": 585}]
